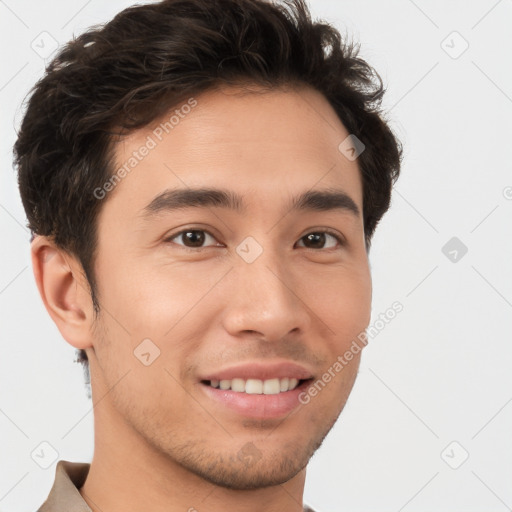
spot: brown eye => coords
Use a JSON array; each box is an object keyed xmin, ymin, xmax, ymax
[
  {"xmin": 166, "ymin": 229, "xmax": 219, "ymax": 248},
  {"xmin": 297, "ymin": 231, "xmax": 343, "ymax": 250}
]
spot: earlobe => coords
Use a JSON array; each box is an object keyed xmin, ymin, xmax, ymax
[{"xmin": 31, "ymin": 235, "xmax": 93, "ymax": 351}]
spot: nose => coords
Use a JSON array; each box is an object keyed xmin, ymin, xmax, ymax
[{"xmin": 221, "ymin": 245, "xmax": 312, "ymax": 342}]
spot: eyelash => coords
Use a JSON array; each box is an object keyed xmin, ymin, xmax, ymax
[{"xmin": 164, "ymin": 228, "xmax": 345, "ymax": 252}]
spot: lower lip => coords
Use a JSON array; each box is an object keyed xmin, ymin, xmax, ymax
[{"xmin": 199, "ymin": 380, "xmax": 312, "ymax": 419}]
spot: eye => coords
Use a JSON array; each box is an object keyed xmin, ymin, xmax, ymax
[
  {"xmin": 296, "ymin": 230, "xmax": 344, "ymax": 250},
  {"xmin": 164, "ymin": 228, "xmax": 345, "ymax": 251},
  {"xmin": 165, "ymin": 229, "xmax": 221, "ymax": 249}
]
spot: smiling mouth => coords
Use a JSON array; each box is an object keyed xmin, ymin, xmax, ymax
[{"xmin": 201, "ymin": 377, "xmax": 312, "ymax": 394}]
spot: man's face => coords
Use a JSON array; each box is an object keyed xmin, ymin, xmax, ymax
[{"xmin": 88, "ymin": 84, "xmax": 372, "ymax": 489}]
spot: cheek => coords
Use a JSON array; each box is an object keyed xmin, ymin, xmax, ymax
[
  {"xmin": 307, "ymin": 264, "xmax": 372, "ymax": 346},
  {"xmin": 98, "ymin": 255, "xmax": 207, "ymax": 335},
  {"xmin": 94, "ymin": 260, "xmax": 212, "ymax": 382}
]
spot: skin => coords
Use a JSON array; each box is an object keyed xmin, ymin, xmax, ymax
[{"xmin": 31, "ymin": 83, "xmax": 372, "ymax": 512}]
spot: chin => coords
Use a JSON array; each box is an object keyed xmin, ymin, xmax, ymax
[
  {"xmin": 174, "ymin": 429, "xmax": 330, "ymax": 491},
  {"xmin": 188, "ymin": 456, "xmax": 308, "ymax": 490}
]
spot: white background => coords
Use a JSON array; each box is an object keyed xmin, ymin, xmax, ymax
[{"xmin": 1, "ymin": 1, "xmax": 511, "ymax": 511}]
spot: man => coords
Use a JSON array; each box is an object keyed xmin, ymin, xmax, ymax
[{"xmin": 14, "ymin": 0, "xmax": 401, "ymax": 510}]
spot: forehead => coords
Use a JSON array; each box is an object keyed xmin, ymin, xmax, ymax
[{"xmin": 104, "ymin": 84, "xmax": 363, "ymax": 222}]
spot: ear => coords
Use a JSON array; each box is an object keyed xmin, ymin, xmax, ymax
[{"xmin": 31, "ymin": 235, "xmax": 94, "ymax": 351}]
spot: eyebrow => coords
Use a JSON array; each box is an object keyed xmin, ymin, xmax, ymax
[{"xmin": 141, "ymin": 186, "xmax": 361, "ymax": 220}]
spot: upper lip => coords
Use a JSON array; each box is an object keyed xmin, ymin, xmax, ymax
[{"xmin": 199, "ymin": 361, "xmax": 314, "ymax": 382}]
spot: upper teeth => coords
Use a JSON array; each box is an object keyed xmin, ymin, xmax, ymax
[{"xmin": 209, "ymin": 377, "xmax": 300, "ymax": 394}]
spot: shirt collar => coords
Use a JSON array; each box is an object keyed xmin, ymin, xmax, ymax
[{"xmin": 38, "ymin": 460, "xmax": 92, "ymax": 512}]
